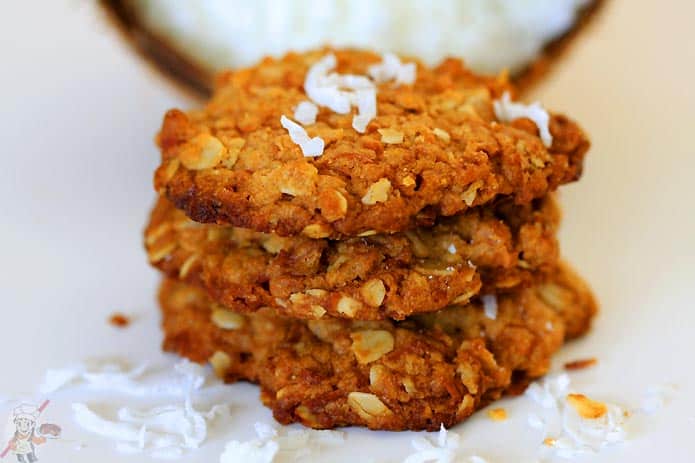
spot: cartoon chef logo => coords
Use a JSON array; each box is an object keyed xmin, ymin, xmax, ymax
[{"xmin": 1, "ymin": 401, "xmax": 60, "ymax": 462}]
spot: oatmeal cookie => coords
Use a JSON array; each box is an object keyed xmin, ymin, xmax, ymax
[
  {"xmin": 159, "ymin": 264, "xmax": 595, "ymax": 431},
  {"xmin": 146, "ymin": 195, "xmax": 560, "ymax": 320},
  {"xmin": 154, "ymin": 49, "xmax": 589, "ymax": 238},
  {"xmin": 534, "ymin": 261, "xmax": 598, "ymax": 340}
]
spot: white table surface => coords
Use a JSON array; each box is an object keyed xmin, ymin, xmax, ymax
[{"xmin": 1, "ymin": 1, "xmax": 693, "ymax": 461}]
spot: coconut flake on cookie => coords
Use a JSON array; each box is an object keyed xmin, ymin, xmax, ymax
[
  {"xmin": 304, "ymin": 54, "xmax": 377, "ymax": 133},
  {"xmin": 351, "ymin": 88, "xmax": 377, "ymax": 133},
  {"xmin": 493, "ymin": 91, "xmax": 553, "ymax": 147},
  {"xmin": 368, "ymin": 52, "xmax": 416, "ymax": 85},
  {"xmin": 481, "ymin": 294, "xmax": 498, "ymax": 320},
  {"xmin": 280, "ymin": 115, "xmax": 325, "ymax": 157},
  {"xmin": 294, "ymin": 101, "xmax": 319, "ymax": 125}
]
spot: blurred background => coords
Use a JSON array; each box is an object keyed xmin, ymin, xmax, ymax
[{"xmin": 0, "ymin": 1, "xmax": 693, "ymax": 461}]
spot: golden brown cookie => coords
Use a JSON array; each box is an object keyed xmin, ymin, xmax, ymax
[
  {"xmin": 146, "ymin": 195, "xmax": 560, "ymax": 320},
  {"xmin": 154, "ymin": 49, "xmax": 589, "ymax": 238},
  {"xmin": 159, "ymin": 264, "xmax": 596, "ymax": 431},
  {"xmin": 534, "ymin": 261, "xmax": 598, "ymax": 340}
]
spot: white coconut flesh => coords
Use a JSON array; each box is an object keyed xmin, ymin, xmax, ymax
[{"xmin": 127, "ymin": 0, "xmax": 591, "ymax": 76}]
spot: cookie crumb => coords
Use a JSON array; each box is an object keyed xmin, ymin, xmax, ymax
[
  {"xmin": 566, "ymin": 393, "xmax": 607, "ymax": 419},
  {"xmin": 487, "ymin": 408, "xmax": 507, "ymax": 421},
  {"xmin": 108, "ymin": 313, "xmax": 130, "ymax": 328},
  {"xmin": 564, "ymin": 357, "xmax": 597, "ymax": 370}
]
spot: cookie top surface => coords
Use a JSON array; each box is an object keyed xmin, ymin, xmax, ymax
[
  {"xmin": 154, "ymin": 49, "xmax": 589, "ymax": 238},
  {"xmin": 146, "ymin": 195, "xmax": 560, "ymax": 320}
]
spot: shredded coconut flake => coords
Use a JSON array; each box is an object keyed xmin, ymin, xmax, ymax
[
  {"xmin": 525, "ymin": 373, "xmax": 628, "ymax": 459},
  {"xmin": 481, "ymin": 294, "xmax": 498, "ymax": 320},
  {"xmin": 40, "ymin": 358, "xmax": 206, "ymax": 397},
  {"xmin": 280, "ymin": 115, "xmax": 325, "ymax": 157},
  {"xmin": 557, "ymin": 401, "xmax": 626, "ymax": 457},
  {"xmin": 220, "ymin": 439, "xmax": 278, "ymax": 463},
  {"xmin": 59, "ymin": 359, "xmax": 228, "ymax": 459},
  {"xmin": 404, "ymin": 424, "xmax": 460, "ymax": 463},
  {"xmin": 220, "ymin": 422, "xmax": 345, "ymax": 462},
  {"xmin": 307, "ymin": 429, "xmax": 346, "ymax": 446},
  {"xmin": 41, "ymin": 360, "xmax": 147, "ymax": 395},
  {"xmin": 72, "ymin": 400, "xmax": 227, "ymax": 458},
  {"xmin": 351, "ymin": 88, "xmax": 377, "ymax": 133},
  {"xmin": 493, "ymin": 92, "xmax": 552, "ymax": 147},
  {"xmin": 293, "ymin": 101, "xmax": 319, "ymax": 125},
  {"xmin": 527, "ymin": 413, "xmax": 546, "ymax": 430},
  {"xmin": 447, "ymin": 243, "xmax": 457, "ymax": 255},
  {"xmin": 367, "ymin": 52, "xmax": 416, "ymax": 86},
  {"xmin": 525, "ymin": 373, "xmax": 570, "ymax": 409},
  {"xmin": 304, "ymin": 54, "xmax": 377, "ymax": 133},
  {"xmin": 639, "ymin": 383, "xmax": 677, "ymax": 414}
]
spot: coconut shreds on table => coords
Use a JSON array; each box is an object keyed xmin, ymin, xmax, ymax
[
  {"xmin": 303, "ymin": 53, "xmax": 377, "ymax": 133},
  {"xmin": 403, "ymin": 424, "xmax": 489, "ymax": 463},
  {"xmin": 493, "ymin": 92, "xmax": 553, "ymax": 147},
  {"xmin": 279, "ymin": 115, "xmax": 325, "ymax": 157},
  {"xmin": 639, "ymin": 383, "xmax": 678, "ymax": 415},
  {"xmin": 481, "ymin": 294, "xmax": 498, "ymax": 320},
  {"xmin": 220, "ymin": 422, "xmax": 345, "ymax": 463},
  {"xmin": 49, "ymin": 359, "xmax": 229, "ymax": 458},
  {"xmin": 403, "ymin": 424, "xmax": 461, "ymax": 463},
  {"xmin": 41, "ymin": 359, "xmax": 147, "ymax": 395},
  {"xmin": 293, "ymin": 100, "xmax": 319, "ymax": 125},
  {"xmin": 40, "ymin": 358, "xmax": 207, "ymax": 397},
  {"xmin": 367, "ymin": 52, "xmax": 417, "ymax": 86},
  {"xmin": 71, "ymin": 400, "xmax": 227, "ymax": 459},
  {"xmin": 220, "ymin": 438, "xmax": 278, "ymax": 463},
  {"xmin": 525, "ymin": 373, "xmax": 628, "ymax": 459}
]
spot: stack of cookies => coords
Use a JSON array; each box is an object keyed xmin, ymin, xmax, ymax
[{"xmin": 145, "ymin": 49, "xmax": 596, "ymax": 431}]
